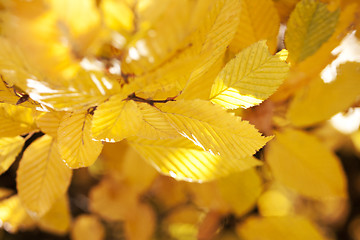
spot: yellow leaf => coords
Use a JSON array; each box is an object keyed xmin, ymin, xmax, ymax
[
  {"xmin": 101, "ymin": 141, "xmax": 158, "ymax": 193},
  {"xmin": 218, "ymin": 169, "xmax": 263, "ymax": 216},
  {"xmin": 352, "ymin": 130, "xmax": 360, "ymax": 153},
  {"xmin": 0, "ymin": 77, "xmax": 37, "ymax": 108},
  {"xmin": 27, "ymin": 71, "xmax": 120, "ymax": 111},
  {"xmin": 124, "ymin": 203, "xmax": 156, "ymax": 240},
  {"xmin": 273, "ymin": 0, "xmax": 300, "ymax": 23},
  {"xmin": 265, "ymin": 129, "xmax": 347, "ymax": 199},
  {"xmin": 17, "ymin": 135, "xmax": 72, "ymax": 216},
  {"xmin": 257, "ymin": 188, "xmax": 293, "ymax": 217},
  {"xmin": 168, "ymin": 223, "xmax": 197, "ymax": 240},
  {"xmin": 161, "ymin": 100, "xmax": 271, "ymax": 161},
  {"xmin": 37, "ymin": 195, "xmax": 71, "ymax": 235},
  {"xmin": 71, "ymin": 215, "xmax": 105, "ymax": 240},
  {"xmin": 101, "ymin": 0, "xmax": 134, "ymax": 34},
  {"xmin": 91, "ymin": 95, "xmax": 142, "ymax": 142},
  {"xmin": 229, "ymin": 0, "xmax": 280, "ymax": 54},
  {"xmin": 183, "ymin": 0, "xmax": 240, "ymax": 89},
  {"xmin": 0, "ymin": 136, "xmax": 25, "ymax": 175},
  {"xmin": 0, "ymin": 195, "xmax": 35, "ymax": 233},
  {"xmin": 58, "ymin": 111, "xmax": 103, "ymax": 168},
  {"xmin": 285, "ymin": 0, "xmax": 340, "ymax": 64},
  {"xmin": 136, "ymin": 103, "xmax": 179, "ymax": 140},
  {"xmin": 237, "ymin": 216, "xmax": 328, "ymax": 240},
  {"xmin": 129, "ymin": 137, "xmax": 261, "ymax": 182},
  {"xmin": 121, "ymin": 0, "xmax": 213, "ymax": 75},
  {"xmin": 35, "ymin": 111, "xmax": 65, "ymax": 138},
  {"xmin": 89, "ymin": 176, "xmax": 139, "ymax": 221},
  {"xmin": 0, "ymin": 37, "xmax": 36, "ymax": 88},
  {"xmin": 287, "ymin": 62, "xmax": 360, "ymax": 127},
  {"xmin": 210, "ymin": 41, "xmax": 289, "ymax": 109},
  {"xmin": 0, "ymin": 10, "xmax": 79, "ymax": 81},
  {"xmin": 296, "ymin": 4, "xmax": 357, "ymax": 75},
  {"xmin": 48, "ymin": 0, "xmax": 101, "ymax": 54},
  {"xmin": 179, "ymin": 53, "xmax": 224, "ymax": 100},
  {"xmin": 0, "ymin": 103, "xmax": 36, "ymax": 137},
  {"xmin": 0, "ymin": 188, "xmax": 13, "ymax": 199}
]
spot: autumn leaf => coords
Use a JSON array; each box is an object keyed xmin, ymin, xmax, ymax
[
  {"xmin": 91, "ymin": 94, "xmax": 142, "ymax": 142},
  {"xmin": 17, "ymin": 135, "xmax": 72, "ymax": 216},
  {"xmin": 210, "ymin": 41, "xmax": 289, "ymax": 109},
  {"xmin": 0, "ymin": 136, "xmax": 25, "ymax": 174},
  {"xmin": 58, "ymin": 111, "xmax": 103, "ymax": 168},
  {"xmin": 285, "ymin": 0, "xmax": 340, "ymax": 64},
  {"xmin": 229, "ymin": 0, "xmax": 280, "ymax": 54},
  {"xmin": 287, "ymin": 62, "xmax": 360, "ymax": 127},
  {"xmin": 237, "ymin": 216, "xmax": 327, "ymax": 240},
  {"xmin": 0, "ymin": 103, "xmax": 36, "ymax": 138},
  {"xmin": 161, "ymin": 99, "xmax": 271, "ymax": 160},
  {"xmin": 265, "ymin": 129, "xmax": 347, "ymax": 199},
  {"xmin": 0, "ymin": 195, "xmax": 35, "ymax": 233},
  {"xmin": 129, "ymin": 137, "xmax": 261, "ymax": 182}
]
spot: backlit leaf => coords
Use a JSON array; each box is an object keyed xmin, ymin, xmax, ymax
[
  {"xmin": 0, "ymin": 136, "xmax": 25, "ymax": 175},
  {"xmin": 17, "ymin": 135, "xmax": 72, "ymax": 216},
  {"xmin": 161, "ymin": 99, "xmax": 270, "ymax": 160},
  {"xmin": 183, "ymin": 0, "xmax": 240, "ymax": 89},
  {"xmin": 58, "ymin": 111, "xmax": 103, "ymax": 168},
  {"xmin": 0, "ymin": 37, "xmax": 36, "ymax": 88},
  {"xmin": 91, "ymin": 95, "xmax": 142, "ymax": 142},
  {"xmin": 288, "ymin": 62, "xmax": 360, "ymax": 127},
  {"xmin": 0, "ymin": 195, "xmax": 35, "ymax": 233},
  {"xmin": 121, "ymin": 0, "xmax": 213, "ymax": 75},
  {"xmin": 100, "ymin": 0, "xmax": 134, "ymax": 34},
  {"xmin": 168, "ymin": 223, "xmax": 197, "ymax": 240},
  {"xmin": 265, "ymin": 129, "xmax": 347, "ymax": 199},
  {"xmin": 35, "ymin": 111, "xmax": 65, "ymax": 138},
  {"xmin": 0, "ymin": 77, "xmax": 37, "ymax": 108},
  {"xmin": 285, "ymin": 0, "xmax": 340, "ymax": 64},
  {"xmin": 136, "ymin": 103, "xmax": 179, "ymax": 140},
  {"xmin": 229, "ymin": 0, "xmax": 280, "ymax": 54},
  {"xmin": 210, "ymin": 41, "xmax": 289, "ymax": 109},
  {"xmin": 37, "ymin": 195, "xmax": 71, "ymax": 235},
  {"xmin": 27, "ymin": 71, "xmax": 120, "ymax": 111},
  {"xmin": 0, "ymin": 103, "xmax": 36, "ymax": 137},
  {"xmin": 129, "ymin": 137, "xmax": 261, "ymax": 182},
  {"xmin": 48, "ymin": 0, "xmax": 101, "ymax": 55},
  {"xmin": 237, "ymin": 216, "xmax": 327, "ymax": 240}
]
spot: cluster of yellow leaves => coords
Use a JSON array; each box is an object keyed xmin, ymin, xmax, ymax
[{"xmin": 0, "ymin": 0, "xmax": 359, "ymax": 239}]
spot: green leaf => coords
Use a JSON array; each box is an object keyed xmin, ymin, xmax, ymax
[{"xmin": 285, "ymin": 0, "xmax": 339, "ymax": 64}]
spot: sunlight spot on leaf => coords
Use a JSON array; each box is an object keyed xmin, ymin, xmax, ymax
[
  {"xmin": 90, "ymin": 74, "xmax": 106, "ymax": 95},
  {"xmin": 330, "ymin": 108, "xmax": 360, "ymax": 134},
  {"xmin": 27, "ymin": 79, "xmax": 57, "ymax": 94},
  {"xmin": 80, "ymin": 58, "xmax": 104, "ymax": 71},
  {"xmin": 321, "ymin": 31, "xmax": 360, "ymax": 83},
  {"xmin": 108, "ymin": 60, "xmax": 121, "ymax": 75},
  {"xmin": 111, "ymin": 32, "xmax": 127, "ymax": 49},
  {"xmin": 128, "ymin": 47, "xmax": 140, "ymax": 60}
]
